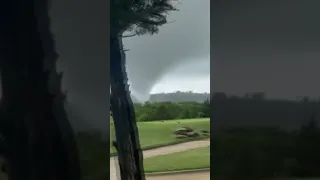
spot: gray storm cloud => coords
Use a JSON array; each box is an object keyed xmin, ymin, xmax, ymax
[
  {"xmin": 212, "ymin": 0, "xmax": 320, "ymax": 99},
  {"xmin": 124, "ymin": 0, "xmax": 210, "ymax": 100}
]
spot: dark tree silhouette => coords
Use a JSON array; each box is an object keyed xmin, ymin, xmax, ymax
[
  {"xmin": 0, "ymin": 0, "xmax": 81, "ymax": 179},
  {"xmin": 110, "ymin": 0, "xmax": 177, "ymax": 179}
]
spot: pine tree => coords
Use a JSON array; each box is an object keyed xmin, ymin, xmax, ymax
[{"xmin": 110, "ymin": 1, "xmax": 177, "ymax": 179}]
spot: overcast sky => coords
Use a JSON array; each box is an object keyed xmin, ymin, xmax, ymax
[
  {"xmin": 212, "ymin": 0, "xmax": 320, "ymax": 100},
  {"xmin": 124, "ymin": 0, "xmax": 210, "ymax": 100}
]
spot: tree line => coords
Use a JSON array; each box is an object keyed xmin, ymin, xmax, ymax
[
  {"xmin": 133, "ymin": 99, "xmax": 210, "ymax": 121},
  {"xmin": 148, "ymin": 91, "xmax": 210, "ymax": 103}
]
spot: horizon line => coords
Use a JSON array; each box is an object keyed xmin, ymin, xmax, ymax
[{"xmin": 149, "ymin": 91, "xmax": 210, "ymax": 94}]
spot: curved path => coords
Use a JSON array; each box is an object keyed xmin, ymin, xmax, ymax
[{"xmin": 110, "ymin": 139, "xmax": 210, "ymax": 180}]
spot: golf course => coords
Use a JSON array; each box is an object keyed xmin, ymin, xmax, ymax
[
  {"xmin": 110, "ymin": 118, "xmax": 211, "ymax": 180},
  {"xmin": 110, "ymin": 118, "xmax": 210, "ymax": 154}
]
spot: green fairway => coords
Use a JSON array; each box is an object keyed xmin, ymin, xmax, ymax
[
  {"xmin": 110, "ymin": 118, "xmax": 210, "ymax": 154},
  {"xmin": 143, "ymin": 146, "xmax": 210, "ymax": 173}
]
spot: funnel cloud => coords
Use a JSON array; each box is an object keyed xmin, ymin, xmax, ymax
[{"xmin": 124, "ymin": 0, "xmax": 210, "ymax": 101}]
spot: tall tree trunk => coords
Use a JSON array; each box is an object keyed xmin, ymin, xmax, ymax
[
  {"xmin": 0, "ymin": 0, "xmax": 81, "ymax": 179},
  {"xmin": 110, "ymin": 36, "xmax": 145, "ymax": 180}
]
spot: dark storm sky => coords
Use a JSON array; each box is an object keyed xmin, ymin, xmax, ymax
[{"xmin": 212, "ymin": 0, "xmax": 320, "ymax": 100}]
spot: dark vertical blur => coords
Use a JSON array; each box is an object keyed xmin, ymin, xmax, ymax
[{"xmin": 49, "ymin": 0, "xmax": 110, "ymax": 179}]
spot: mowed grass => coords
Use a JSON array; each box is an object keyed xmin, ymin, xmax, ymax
[
  {"xmin": 110, "ymin": 118, "xmax": 210, "ymax": 154},
  {"xmin": 143, "ymin": 146, "xmax": 210, "ymax": 173}
]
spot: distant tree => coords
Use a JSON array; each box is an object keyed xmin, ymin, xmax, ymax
[
  {"xmin": 251, "ymin": 92, "xmax": 266, "ymax": 100},
  {"xmin": 302, "ymin": 96, "xmax": 310, "ymax": 103},
  {"xmin": 110, "ymin": 0, "xmax": 177, "ymax": 179},
  {"xmin": 244, "ymin": 93, "xmax": 250, "ymax": 99},
  {"xmin": 229, "ymin": 95, "xmax": 240, "ymax": 100},
  {"xmin": 134, "ymin": 101, "xmax": 210, "ymax": 121},
  {"xmin": 202, "ymin": 99, "xmax": 211, "ymax": 117},
  {"xmin": 154, "ymin": 103, "xmax": 172, "ymax": 120},
  {"xmin": 212, "ymin": 92, "xmax": 227, "ymax": 100}
]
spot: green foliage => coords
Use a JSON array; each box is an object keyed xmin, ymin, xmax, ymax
[{"xmin": 134, "ymin": 101, "xmax": 210, "ymax": 121}]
